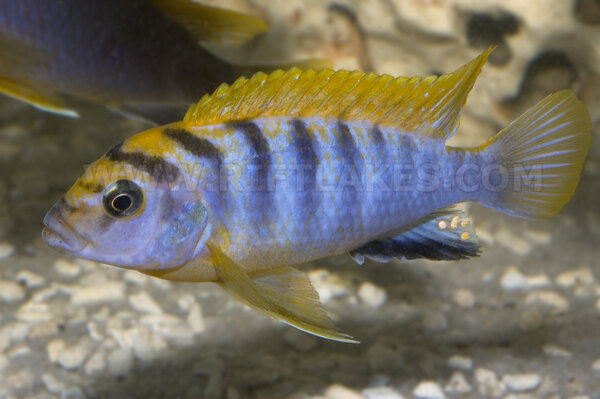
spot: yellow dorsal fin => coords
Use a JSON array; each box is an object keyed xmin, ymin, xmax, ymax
[
  {"xmin": 185, "ymin": 48, "xmax": 494, "ymax": 140},
  {"xmin": 149, "ymin": 0, "xmax": 268, "ymax": 46}
]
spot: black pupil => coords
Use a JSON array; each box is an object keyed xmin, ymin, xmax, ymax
[{"xmin": 112, "ymin": 194, "xmax": 132, "ymax": 212}]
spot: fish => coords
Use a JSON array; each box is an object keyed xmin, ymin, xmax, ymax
[
  {"xmin": 42, "ymin": 48, "xmax": 592, "ymax": 342},
  {"xmin": 0, "ymin": 0, "xmax": 326, "ymax": 123}
]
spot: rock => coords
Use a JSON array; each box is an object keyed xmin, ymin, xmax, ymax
[
  {"xmin": 362, "ymin": 386, "xmax": 405, "ymax": 399},
  {"xmin": 524, "ymin": 291, "xmax": 569, "ymax": 314},
  {"xmin": 358, "ymin": 282, "xmax": 387, "ymax": 308},
  {"xmin": 543, "ymin": 344, "xmax": 572, "ymax": 358},
  {"xmin": 107, "ymin": 348, "xmax": 134, "ymax": 377},
  {"xmin": 53, "ymin": 259, "xmax": 81, "ymax": 278},
  {"xmin": 177, "ymin": 294, "xmax": 196, "ymax": 312},
  {"xmin": 0, "ymin": 242, "xmax": 15, "ymax": 259},
  {"xmin": 474, "ymin": 368, "xmax": 505, "ymax": 397},
  {"xmin": 56, "ymin": 339, "xmax": 94, "ymax": 370},
  {"xmin": 70, "ymin": 282, "xmax": 126, "ymax": 305},
  {"xmin": 61, "ymin": 387, "xmax": 85, "ymax": 399},
  {"xmin": 413, "ymin": 381, "xmax": 446, "ymax": 399},
  {"xmin": 591, "ymin": 358, "xmax": 600, "ymax": 372},
  {"xmin": 284, "ymin": 328, "xmax": 318, "ymax": 352},
  {"xmin": 84, "ymin": 349, "xmax": 106, "ymax": 376},
  {"xmin": 502, "ymin": 373, "xmax": 542, "ymax": 392},
  {"xmin": 500, "ymin": 266, "xmax": 527, "ymax": 291},
  {"xmin": 447, "ymin": 355, "xmax": 473, "ymax": 371},
  {"xmin": 31, "ymin": 286, "xmax": 59, "ymax": 302},
  {"xmin": 187, "ymin": 302, "xmax": 206, "ymax": 334},
  {"xmin": 309, "ymin": 269, "xmax": 350, "ymax": 303},
  {"xmin": 495, "ymin": 229, "xmax": 531, "ymax": 256},
  {"xmin": 0, "ymin": 280, "xmax": 25, "ymax": 302},
  {"xmin": 8, "ymin": 344, "xmax": 30, "ymax": 358},
  {"xmin": 524, "ymin": 230, "xmax": 552, "ymax": 245},
  {"xmin": 15, "ymin": 270, "xmax": 45, "ymax": 288},
  {"xmin": 47, "ymin": 339, "xmax": 66, "ymax": 363},
  {"xmin": 444, "ymin": 372, "xmax": 472, "ymax": 394},
  {"xmin": 325, "ymin": 384, "xmax": 365, "ymax": 399},
  {"xmin": 452, "ymin": 288, "xmax": 476, "ymax": 308},
  {"xmin": 16, "ymin": 300, "xmax": 53, "ymax": 322},
  {"xmin": 0, "ymin": 354, "xmax": 7, "ymax": 372},
  {"xmin": 524, "ymin": 274, "xmax": 551, "ymax": 289},
  {"xmin": 42, "ymin": 373, "xmax": 67, "ymax": 394},
  {"xmin": 123, "ymin": 270, "xmax": 150, "ymax": 286},
  {"xmin": 555, "ymin": 268, "xmax": 596, "ymax": 288},
  {"xmin": 128, "ymin": 291, "xmax": 163, "ymax": 314},
  {"xmin": 0, "ymin": 330, "xmax": 9, "ymax": 352}
]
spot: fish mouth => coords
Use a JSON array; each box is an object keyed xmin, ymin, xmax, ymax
[{"xmin": 42, "ymin": 200, "xmax": 87, "ymax": 253}]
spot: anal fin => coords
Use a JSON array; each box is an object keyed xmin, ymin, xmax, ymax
[
  {"xmin": 350, "ymin": 212, "xmax": 479, "ymax": 264},
  {"xmin": 207, "ymin": 243, "xmax": 357, "ymax": 343}
]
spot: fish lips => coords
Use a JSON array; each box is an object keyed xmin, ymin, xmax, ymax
[{"xmin": 42, "ymin": 202, "xmax": 87, "ymax": 253}]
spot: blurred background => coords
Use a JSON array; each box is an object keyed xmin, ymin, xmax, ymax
[{"xmin": 0, "ymin": 0, "xmax": 598, "ymax": 398}]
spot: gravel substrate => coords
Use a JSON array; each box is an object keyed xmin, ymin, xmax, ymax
[{"xmin": 1, "ymin": 1, "xmax": 599, "ymax": 398}]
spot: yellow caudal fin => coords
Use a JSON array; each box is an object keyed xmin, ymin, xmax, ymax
[
  {"xmin": 149, "ymin": 0, "xmax": 268, "ymax": 46},
  {"xmin": 478, "ymin": 90, "xmax": 591, "ymax": 218},
  {"xmin": 0, "ymin": 78, "xmax": 79, "ymax": 117},
  {"xmin": 184, "ymin": 48, "xmax": 493, "ymax": 140},
  {"xmin": 207, "ymin": 243, "xmax": 357, "ymax": 343}
]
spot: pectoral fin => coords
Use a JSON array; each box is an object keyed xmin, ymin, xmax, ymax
[
  {"xmin": 149, "ymin": 0, "xmax": 268, "ymax": 46},
  {"xmin": 350, "ymin": 211, "xmax": 480, "ymax": 264},
  {"xmin": 0, "ymin": 78, "xmax": 79, "ymax": 117},
  {"xmin": 207, "ymin": 243, "xmax": 357, "ymax": 343}
]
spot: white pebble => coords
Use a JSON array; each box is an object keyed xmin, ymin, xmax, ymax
[
  {"xmin": 362, "ymin": 386, "xmax": 405, "ymax": 399},
  {"xmin": 358, "ymin": 282, "xmax": 387, "ymax": 308},
  {"xmin": 42, "ymin": 373, "xmax": 67, "ymax": 394},
  {"xmin": 444, "ymin": 372, "xmax": 472, "ymax": 394},
  {"xmin": 57, "ymin": 339, "xmax": 93, "ymax": 370},
  {"xmin": 70, "ymin": 282, "xmax": 125, "ymax": 305},
  {"xmin": 524, "ymin": 274, "xmax": 551, "ymax": 288},
  {"xmin": 309, "ymin": 269, "xmax": 350, "ymax": 303},
  {"xmin": 524, "ymin": 291, "xmax": 569, "ymax": 314},
  {"xmin": 187, "ymin": 302, "xmax": 206, "ymax": 334},
  {"xmin": 84, "ymin": 349, "xmax": 106, "ymax": 376},
  {"xmin": 53, "ymin": 259, "xmax": 81, "ymax": 278},
  {"xmin": 591, "ymin": 358, "xmax": 600, "ymax": 372},
  {"xmin": 47, "ymin": 339, "xmax": 66, "ymax": 363},
  {"xmin": 500, "ymin": 266, "xmax": 527, "ymax": 291},
  {"xmin": 543, "ymin": 344, "xmax": 572, "ymax": 358},
  {"xmin": 128, "ymin": 291, "xmax": 163, "ymax": 314},
  {"xmin": 325, "ymin": 384, "xmax": 365, "ymax": 399},
  {"xmin": 447, "ymin": 355, "xmax": 473, "ymax": 371},
  {"xmin": 107, "ymin": 348, "xmax": 134, "ymax": 377},
  {"xmin": 475, "ymin": 368, "xmax": 505, "ymax": 397},
  {"xmin": 524, "ymin": 230, "xmax": 552, "ymax": 244},
  {"xmin": 177, "ymin": 294, "xmax": 196, "ymax": 312},
  {"xmin": 413, "ymin": 381, "xmax": 446, "ymax": 399},
  {"xmin": 15, "ymin": 270, "xmax": 45, "ymax": 288},
  {"xmin": 0, "ymin": 280, "xmax": 25, "ymax": 302},
  {"xmin": 16, "ymin": 300, "xmax": 53, "ymax": 322},
  {"xmin": 284, "ymin": 328, "xmax": 318, "ymax": 352},
  {"xmin": 8, "ymin": 344, "xmax": 30, "ymax": 358},
  {"xmin": 556, "ymin": 268, "xmax": 596, "ymax": 288},
  {"xmin": 452, "ymin": 288, "xmax": 475, "ymax": 308},
  {"xmin": 31, "ymin": 286, "xmax": 59, "ymax": 302},
  {"xmin": 0, "ymin": 242, "xmax": 15, "ymax": 259},
  {"xmin": 495, "ymin": 229, "xmax": 531, "ymax": 256},
  {"xmin": 502, "ymin": 373, "xmax": 542, "ymax": 392}
]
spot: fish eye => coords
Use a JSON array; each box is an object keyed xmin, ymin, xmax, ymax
[{"xmin": 103, "ymin": 180, "xmax": 143, "ymax": 217}]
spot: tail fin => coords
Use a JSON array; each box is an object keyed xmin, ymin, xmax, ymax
[{"xmin": 479, "ymin": 90, "xmax": 591, "ymax": 218}]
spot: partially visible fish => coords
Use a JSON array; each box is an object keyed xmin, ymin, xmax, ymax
[
  {"xmin": 42, "ymin": 49, "xmax": 591, "ymax": 342},
  {"xmin": 0, "ymin": 0, "xmax": 325, "ymax": 122}
]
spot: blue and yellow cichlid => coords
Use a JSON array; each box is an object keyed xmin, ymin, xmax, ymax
[
  {"xmin": 42, "ymin": 49, "xmax": 591, "ymax": 342},
  {"xmin": 0, "ymin": 0, "xmax": 323, "ymax": 122}
]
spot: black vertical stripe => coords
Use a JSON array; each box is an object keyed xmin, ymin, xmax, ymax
[
  {"xmin": 229, "ymin": 121, "xmax": 274, "ymax": 230},
  {"xmin": 335, "ymin": 122, "xmax": 362, "ymax": 206},
  {"xmin": 105, "ymin": 142, "xmax": 179, "ymax": 183},
  {"xmin": 370, "ymin": 125, "xmax": 389, "ymax": 163},
  {"xmin": 291, "ymin": 119, "xmax": 320, "ymax": 217},
  {"xmin": 163, "ymin": 127, "xmax": 222, "ymax": 164}
]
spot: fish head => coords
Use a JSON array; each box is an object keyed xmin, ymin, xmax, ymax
[{"xmin": 42, "ymin": 149, "xmax": 210, "ymax": 271}]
